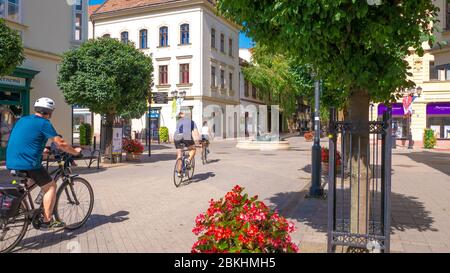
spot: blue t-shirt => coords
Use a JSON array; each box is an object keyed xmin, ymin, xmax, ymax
[
  {"xmin": 174, "ymin": 118, "xmax": 197, "ymax": 140},
  {"xmin": 6, "ymin": 115, "xmax": 58, "ymax": 170}
]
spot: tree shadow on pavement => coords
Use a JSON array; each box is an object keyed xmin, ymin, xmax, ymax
[
  {"xmin": 403, "ymin": 151, "xmax": 450, "ymax": 176},
  {"xmin": 269, "ymin": 189, "xmax": 437, "ymax": 234},
  {"xmin": 14, "ymin": 211, "xmax": 130, "ymax": 252}
]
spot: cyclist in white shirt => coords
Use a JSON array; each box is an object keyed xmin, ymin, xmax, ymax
[{"xmin": 201, "ymin": 121, "xmax": 211, "ymax": 154}]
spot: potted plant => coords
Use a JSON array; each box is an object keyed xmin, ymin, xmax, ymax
[
  {"xmin": 123, "ymin": 138, "xmax": 144, "ymax": 161},
  {"xmin": 191, "ymin": 185, "xmax": 299, "ymax": 253},
  {"xmin": 321, "ymin": 147, "xmax": 342, "ymax": 174},
  {"xmin": 304, "ymin": 131, "xmax": 314, "ymax": 142},
  {"xmin": 159, "ymin": 127, "xmax": 169, "ymax": 143},
  {"xmin": 423, "ymin": 128, "xmax": 437, "ymax": 149}
]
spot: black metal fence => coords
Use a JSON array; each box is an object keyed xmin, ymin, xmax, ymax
[{"xmin": 327, "ymin": 108, "xmax": 392, "ymax": 253}]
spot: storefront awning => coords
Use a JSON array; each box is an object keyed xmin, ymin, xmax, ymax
[
  {"xmin": 378, "ymin": 103, "xmax": 405, "ymax": 116},
  {"xmin": 427, "ymin": 102, "xmax": 450, "ymax": 116}
]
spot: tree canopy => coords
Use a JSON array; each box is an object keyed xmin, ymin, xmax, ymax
[
  {"xmin": 242, "ymin": 45, "xmax": 347, "ymax": 117},
  {"xmin": 57, "ymin": 37, "xmax": 153, "ymax": 120},
  {"xmin": 218, "ymin": 0, "xmax": 438, "ymax": 104},
  {"xmin": 0, "ymin": 19, "xmax": 24, "ymax": 76}
]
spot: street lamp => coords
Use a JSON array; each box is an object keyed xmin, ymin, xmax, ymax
[
  {"xmin": 309, "ymin": 73, "xmax": 324, "ymax": 198},
  {"xmin": 405, "ymin": 86, "xmax": 422, "ymax": 149}
]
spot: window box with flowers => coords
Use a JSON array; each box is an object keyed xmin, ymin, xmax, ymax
[
  {"xmin": 191, "ymin": 185, "xmax": 299, "ymax": 253},
  {"xmin": 321, "ymin": 147, "xmax": 342, "ymax": 174},
  {"xmin": 123, "ymin": 138, "xmax": 144, "ymax": 161}
]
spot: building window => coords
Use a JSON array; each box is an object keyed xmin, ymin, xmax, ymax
[
  {"xmin": 252, "ymin": 86, "xmax": 257, "ymax": 98},
  {"xmin": 211, "ymin": 28, "xmax": 216, "ymax": 48},
  {"xmin": 229, "ymin": 38, "xmax": 233, "ymax": 57},
  {"xmin": 140, "ymin": 29, "xmax": 148, "ymax": 49},
  {"xmin": 220, "ymin": 69, "xmax": 225, "ymax": 89},
  {"xmin": 429, "ymin": 61, "xmax": 438, "ymax": 80},
  {"xmin": 180, "ymin": 64, "xmax": 190, "ymax": 84},
  {"xmin": 160, "ymin": 26, "xmax": 169, "ymax": 47},
  {"xmin": 244, "ymin": 81, "xmax": 249, "ymax": 97},
  {"xmin": 180, "ymin": 24, "xmax": 189, "ymax": 45},
  {"xmin": 220, "ymin": 34, "xmax": 225, "ymax": 53},
  {"xmin": 427, "ymin": 102, "xmax": 450, "ymax": 139},
  {"xmin": 159, "ymin": 65, "xmax": 168, "ymax": 85},
  {"xmin": 229, "ymin": 73, "xmax": 233, "ymax": 91},
  {"xmin": 0, "ymin": 0, "xmax": 20, "ymax": 22},
  {"xmin": 121, "ymin": 31, "xmax": 129, "ymax": 44},
  {"xmin": 447, "ymin": 0, "xmax": 450, "ymax": 30},
  {"xmin": 75, "ymin": 13, "xmax": 83, "ymax": 41},
  {"xmin": 211, "ymin": 66, "xmax": 216, "ymax": 87},
  {"xmin": 102, "ymin": 34, "xmax": 111, "ymax": 38},
  {"xmin": 73, "ymin": 0, "xmax": 83, "ymax": 41}
]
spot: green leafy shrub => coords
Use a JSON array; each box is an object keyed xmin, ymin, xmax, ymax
[
  {"xmin": 0, "ymin": 19, "xmax": 25, "ymax": 76},
  {"xmin": 423, "ymin": 128, "xmax": 437, "ymax": 149},
  {"xmin": 79, "ymin": 123, "xmax": 92, "ymax": 146},
  {"xmin": 159, "ymin": 127, "xmax": 169, "ymax": 143}
]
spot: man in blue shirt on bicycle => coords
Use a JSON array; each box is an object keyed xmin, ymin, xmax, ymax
[
  {"xmin": 174, "ymin": 111, "xmax": 200, "ymax": 177},
  {"xmin": 6, "ymin": 97, "xmax": 82, "ymax": 231}
]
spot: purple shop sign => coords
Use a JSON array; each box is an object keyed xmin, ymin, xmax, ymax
[
  {"xmin": 427, "ymin": 103, "xmax": 450, "ymax": 116},
  {"xmin": 378, "ymin": 103, "xmax": 405, "ymax": 116}
]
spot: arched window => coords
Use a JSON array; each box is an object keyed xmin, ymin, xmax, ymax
[
  {"xmin": 140, "ymin": 29, "xmax": 148, "ymax": 49},
  {"xmin": 102, "ymin": 34, "xmax": 111, "ymax": 38},
  {"xmin": 180, "ymin": 24, "xmax": 189, "ymax": 45},
  {"xmin": 159, "ymin": 26, "xmax": 168, "ymax": 47},
  {"xmin": 121, "ymin": 31, "xmax": 129, "ymax": 44}
]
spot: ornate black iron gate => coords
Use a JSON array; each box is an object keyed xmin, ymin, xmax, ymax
[{"xmin": 327, "ymin": 108, "xmax": 393, "ymax": 253}]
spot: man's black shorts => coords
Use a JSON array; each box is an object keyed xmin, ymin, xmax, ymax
[
  {"xmin": 174, "ymin": 139, "xmax": 195, "ymax": 149},
  {"xmin": 25, "ymin": 167, "xmax": 53, "ymax": 187}
]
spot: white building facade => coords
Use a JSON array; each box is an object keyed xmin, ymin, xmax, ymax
[
  {"xmin": 0, "ymin": 0, "xmax": 88, "ymax": 160},
  {"xmin": 90, "ymin": 0, "xmax": 240, "ymax": 141}
]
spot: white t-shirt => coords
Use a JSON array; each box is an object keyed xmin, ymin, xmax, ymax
[{"xmin": 201, "ymin": 126, "xmax": 209, "ymax": 135}]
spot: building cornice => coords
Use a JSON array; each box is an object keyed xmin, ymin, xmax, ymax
[
  {"xmin": 24, "ymin": 48, "xmax": 62, "ymax": 62},
  {"xmin": 175, "ymin": 95, "xmax": 239, "ymax": 105},
  {"xmin": 3, "ymin": 19, "xmax": 29, "ymax": 31},
  {"xmin": 91, "ymin": 0, "xmax": 241, "ymax": 31}
]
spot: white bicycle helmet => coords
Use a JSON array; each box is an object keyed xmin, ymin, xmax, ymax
[{"xmin": 34, "ymin": 97, "xmax": 56, "ymax": 114}]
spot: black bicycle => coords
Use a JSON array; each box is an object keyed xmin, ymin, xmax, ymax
[
  {"xmin": 173, "ymin": 143, "xmax": 195, "ymax": 187},
  {"xmin": 0, "ymin": 152, "xmax": 94, "ymax": 253},
  {"xmin": 200, "ymin": 140, "xmax": 209, "ymax": 165}
]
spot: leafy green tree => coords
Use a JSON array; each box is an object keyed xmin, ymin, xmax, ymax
[
  {"xmin": 242, "ymin": 45, "xmax": 346, "ymax": 130},
  {"xmin": 0, "ymin": 19, "xmax": 24, "ymax": 76},
  {"xmin": 57, "ymin": 37, "xmax": 153, "ymax": 154},
  {"xmin": 218, "ymin": 0, "xmax": 437, "ymax": 233}
]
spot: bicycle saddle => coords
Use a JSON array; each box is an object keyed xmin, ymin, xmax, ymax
[{"xmin": 10, "ymin": 170, "xmax": 28, "ymax": 178}]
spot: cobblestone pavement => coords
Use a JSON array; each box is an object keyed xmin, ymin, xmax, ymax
[{"xmin": 1, "ymin": 136, "xmax": 449, "ymax": 253}]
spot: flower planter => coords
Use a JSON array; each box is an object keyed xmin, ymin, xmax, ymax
[{"xmin": 126, "ymin": 152, "xmax": 142, "ymax": 162}]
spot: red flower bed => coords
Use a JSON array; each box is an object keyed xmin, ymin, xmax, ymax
[
  {"xmin": 122, "ymin": 138, "xmax": 144, "ymax": 154},
  {"xmin": 191, "ymin": 185, "xmax": 299, "ymax": 253},
  {"xmin": 322, "ymin": 147, "xmax": 342, "ymax": 166}
]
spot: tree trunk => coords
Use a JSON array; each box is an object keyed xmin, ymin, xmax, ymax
[
  {"xmin": 348, "ymin": 89, "xmax": 370, "ymax": 234},
  {"xmin": 104, "ymin": 113, "xmax": 115, "ymax": 162}
]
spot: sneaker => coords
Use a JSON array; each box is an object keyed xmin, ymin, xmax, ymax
[
  {"xmin": 186, "ymin": 159, "xmax": 192, "ymax": 169},
  {"xmin": 39, "ymin": 220, "xmax": 66, "ymax": 232},
  {"xmin": 177, "ymin": 171, "xmax": 183, "ymax": 178}
]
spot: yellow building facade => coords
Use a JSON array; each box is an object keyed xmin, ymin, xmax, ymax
[{"xmin": 373, "ymin": 0, "xmax": 450, "ymax": 149}]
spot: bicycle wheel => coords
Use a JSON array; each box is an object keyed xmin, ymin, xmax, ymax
[
  {"xmin": 173, "ymin": 158, "xmax": 184, "ymax": 187},
  {"xmin": 0, "ymin": 199, "xmax": 30, "ymax": 253},
  {"xmin": 187, "ymin": 157, "xmax": 195, "ymax": 180},
  {"xmin": 54, "ymin": 177, "xmax": 94, "ymax": 230},
  {"xmin": 201, "ymin": 146, "xmax": 206, "ymax": 165}
]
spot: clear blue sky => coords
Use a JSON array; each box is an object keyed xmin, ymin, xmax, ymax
[{"xmin": 89, "ymin": 0, "xmax": 254, "ymax": 48}]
